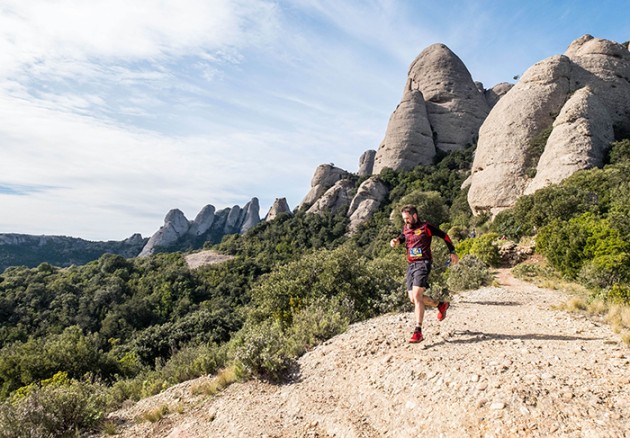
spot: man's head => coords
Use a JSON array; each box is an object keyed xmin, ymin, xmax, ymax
[{"xmin": 401, "ymin": 204, "xmax": 418, "ymax": 226}]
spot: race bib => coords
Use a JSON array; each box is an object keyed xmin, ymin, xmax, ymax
[{"xmin": 409, "ymin": 248, "xmax": 423, "ymax": 258}]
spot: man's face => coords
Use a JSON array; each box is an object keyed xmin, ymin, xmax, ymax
[{"xmin": 402, "ymin": 211, "xmax": 418, "ymax": 226}]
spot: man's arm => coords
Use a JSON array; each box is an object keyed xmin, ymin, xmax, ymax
[
  {"xmin": 389, "ymin": 233, "xmax": 405, "ymax": 248},
  {"xmin": 427, "ymin": 224, "xmax": 459, "ymax": 264}
]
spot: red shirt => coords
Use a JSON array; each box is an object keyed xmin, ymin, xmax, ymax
[{"xmin": 398, "ymin": 222, "xmax": 455, "ymax": 264}]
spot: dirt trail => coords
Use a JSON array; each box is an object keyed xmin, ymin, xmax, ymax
[{"xmin": 104, "ymin": 269, "xmax": 629, "ymax": 437}]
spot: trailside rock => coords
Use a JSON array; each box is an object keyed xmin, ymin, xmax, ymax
[
  {"xmin": 372, "ymin": 83, "xmax": 435, "ymax": 173},
  {"xmin": 265, "ymin": 198, "xmax": 292, "ymax": 221},
  {"xmin": 408, "ymin": 43, "xmax": 489, "ymax": 153},
  {"xmin": 306, "ymin": 179, "xmax": 356, "ymax": 216},
  {"xmin": 358, "ymin": 150, "xmax": 376, "ymax": 176},
  {"xmin": 300, "ymin": 164, "xmax": 352, "ymax": 209},
  {"xmin": 139, "ymin": 209, "xmax": 191, "ymax": 256},
  {"xmin": 467, "ymin": 55, "xmax": 572, "ymax": 216},
  {"xmin": 347, "ymin": 177, "xmax": 389, "ymax": 234},
  {"xmin": 525, "ymin": 86, "xmax": 613, "ymax": 194}
]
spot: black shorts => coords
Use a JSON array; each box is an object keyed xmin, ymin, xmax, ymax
[{"xmin": 406, "ymin": 260, "xmax": 432, "ymax": 290}]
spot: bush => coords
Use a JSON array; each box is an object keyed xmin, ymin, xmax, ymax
[
  {"xmin": 537, "ymin": 213, "xmax": 630, "ymax": 281},
  {"xmin": 608, "ymin": 284, "xmax": 630, "ymax": 304},
  {"xmin": 0, "ymin": 373, "xmax": 106, "ymax": 438},
  {"xmin": 231, "ymin": 319, "xmax": 295, "ymax": 382},
  {"xmin": 446, "ymin": 255, "xmax": 492, "ymax": 291},
  {"xmin": 455, "ymin": 233, "xmax": 501, "ymax": 267},
  {"xmin": 390, "ymin": 191, "xmax": 450, "ymax": 230}
]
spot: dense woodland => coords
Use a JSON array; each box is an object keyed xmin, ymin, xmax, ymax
[{"xmin": 0, "ymin": 139, "xmax": 628, "ymax": 436}]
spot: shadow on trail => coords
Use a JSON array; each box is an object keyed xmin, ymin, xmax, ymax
[
  {"xmin": 458, "ymin": 300, "xmax": 522, "ymax": 306},
  {"xmin": 425, "ymin": 330, "xmax": 604, "ymax": 349}
]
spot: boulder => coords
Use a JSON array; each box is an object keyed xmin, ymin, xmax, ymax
[
  {"xmin": 347, "ymin": 177, "xmax": 389, "ymax": 233},
  {"xmin": 265, "ymin": 198, "xmax": 292, "ymax": 221},
  {"xmin": 300, "ymin": 164, "xmax": 352, "ymax": 209},
  {"xmin": 358, "ymin": 150, "xmax": 376, "ymax": 176},
  {"xmin": 525, "ymin": 86, "xmax": 613, "ymax": 194},
  {"xmin": 372, "ymin": 83, "xmax": 435, "ymax": 173},
  {"xmin": 306, "ymin": 179, "xmax": 356, "ymax": 216}
]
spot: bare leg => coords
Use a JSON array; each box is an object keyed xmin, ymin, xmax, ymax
[{"xmin": 410, "ymin": 286, "xmax": 427, "ymax": 327}]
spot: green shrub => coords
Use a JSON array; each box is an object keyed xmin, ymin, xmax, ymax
[
  {"xmin": 608, "ymin": 139, "xmax": 630, "ymax": 164},
  {"xmin": 537, "ymin": 213, "xmax": 630, "ymax": 280},
  {"xmin": 608, "ymin": 284, "xmax": 630, "ymax": 304},
  {"xmin": 0, "ymin": 373, "xmax": 106, "ymax": 438},
  {"xmin": 390, "ymin": 191, "xmax": 450, "ymax": 230},
  {"xmin": 446, "ymin": 255, "xmax": 492, "ymax": 291},
  {"xmin": 455, "ymin": 233, "xmax": 500, "ymax": 267},
  {"xmin": 231, "ymin": 319, "xmax": 295, "ymax": 382}
]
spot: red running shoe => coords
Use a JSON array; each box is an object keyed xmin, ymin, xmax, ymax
[
  {"xmin": 437, "ymin": 302, "xmax": 450, "ymax": 321},
  {"xmin": 408, "ymin": 329, "xmax": 424, "ymax": 343}
]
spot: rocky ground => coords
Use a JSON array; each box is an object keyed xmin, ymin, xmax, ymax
[
  {"xmin": 184, "ymin": 250, "xmax": 234, "ymax": 270},
  {"xmin": 101, "ymin": 269, "xmax": 629, "ymax": 437}
]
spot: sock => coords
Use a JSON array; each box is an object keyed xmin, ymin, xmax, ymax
[{"xmin": 415, "ymin": 325, "xmax": 422, "ymax": 332}]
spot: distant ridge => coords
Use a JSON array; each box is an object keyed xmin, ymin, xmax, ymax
[{"xmin": 0, "ymin": 233, "xmax": 147, "ymax": 272}]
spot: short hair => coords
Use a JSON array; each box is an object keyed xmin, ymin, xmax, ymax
[{"xmin": 400, "ymin": 204, "xmax": 418, "ymax": 216}]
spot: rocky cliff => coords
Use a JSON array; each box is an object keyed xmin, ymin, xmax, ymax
[
  {"xmin": 468, "ymin": 35, "xmax": 630, "ymax": 215},
  {"xmin": 372, "ymin": 43, "xmax": 492, "ymax": 174}
]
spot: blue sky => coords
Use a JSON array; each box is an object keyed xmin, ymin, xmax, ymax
[{"xmin": 1, "ymin": 0, "xmax": 629, "ymax": 241}]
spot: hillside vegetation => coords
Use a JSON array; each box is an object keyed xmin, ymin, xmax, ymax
[{"xmin": 0, "ymin": 140, "xmax": 628, "ymax": 436}]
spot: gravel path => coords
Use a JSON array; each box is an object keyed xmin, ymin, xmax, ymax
[{"xmin": 103, "ymin": 270, "xmax": 629, "ymax": 438}]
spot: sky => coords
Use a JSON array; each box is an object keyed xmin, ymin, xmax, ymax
[{"xmin": 1, "ymin": 0, "xmax": 629, "ymax": 241}]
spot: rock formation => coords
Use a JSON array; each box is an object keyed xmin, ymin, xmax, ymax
[
  {"xmin": 484, "ymin": 82, "xmax": 514, "ymax": 108},
  {"xmin": 189, "ymin": 205, "xmax": 216, "ymax": 236},
  {"xmin": 372, "ymin": 43, "xmax": 491, "ymax": 174},
  {"xmin": 358, "ymin": 150, "xmax": 376, "ymax": 176},
  {"xmin": 372, "ymin": 84, "xmax": 436, "ymax": 173},
  {"xmin": 306, "ymin": 179, "xmax": 356, "ymax": 216},
  {"xmin": 300, "ymin": 164, "xmax": 353, "ymax": 209},
  {"xmin": 265, "ymin": 198, "xmax": 292, "ymax": 221},
  {"xmin": 525, "ymin": 86, "xmax": 613, "ymax": 194},
  {"xmin": 239, "ymin": 199, "xmax": 261, "ymax": 232},
  {"xmin": 139, "ymin": 199, "xmax": 260, "ymax": 256},
  {"xmin": 468, "ymin": 35, "xmax": 630, "ymax": 215},
  {"xmin": 346, "ymin": 177, "xmax": 389, "ymax": 233},
  {"xmin": 140, "ymin": 209, "xmax": 191, "ymax": 256},
  {"xmin": 407, "ymin": 43, "xmax": 490, "ymax": 153}
]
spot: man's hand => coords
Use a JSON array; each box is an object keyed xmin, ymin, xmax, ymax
[
  {"xmin": 390, "ymin": 238, "xmax": 399, "ymax": 248},
  {"xmin": 449, "ymin": 252, "xmax": 459, "ymax": 265}
]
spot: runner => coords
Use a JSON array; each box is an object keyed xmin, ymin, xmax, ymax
[{"xmin": 390, "ymin": 204, "xmax": 459, "ymax": 343}]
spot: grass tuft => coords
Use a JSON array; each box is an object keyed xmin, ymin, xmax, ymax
[
  {"xmin": 191, "ymin": 366, "xmax": 239, "ymax": 397},
  {"xmin": 140, "ymin": 404, "xmax": 169, "ymax": 423}
]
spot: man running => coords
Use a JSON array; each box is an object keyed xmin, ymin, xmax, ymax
[{"xmin": 390, "ymin": 204, "xmax": 459, "ymax": 343}]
